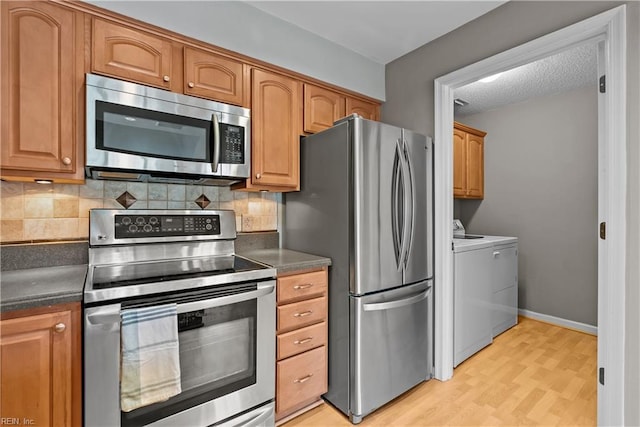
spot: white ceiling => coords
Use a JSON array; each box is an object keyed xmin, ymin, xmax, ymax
[
  {"xmin": 246, "ymin": 1, "xmax": 507, "ymax": 64},
  {"xmin": 454, "ymin": 43, "xmax": 599, "ymax": 116},
  {"xmin": 245, "ymin": 1, "xmax": 597, "ymax": 110}
]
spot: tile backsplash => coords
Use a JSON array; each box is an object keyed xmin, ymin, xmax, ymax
[{"xmin": 0, "ymin": 180, "xmax": 280, "ymax": 243}]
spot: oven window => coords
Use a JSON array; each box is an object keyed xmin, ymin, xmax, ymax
[
  {"xmin": 121, "ymin": 299, "xmax": 257, "ymax": 427},
  {"xmin": 96, "ymin": 101, "xmax": 211, "ymax": 162}
]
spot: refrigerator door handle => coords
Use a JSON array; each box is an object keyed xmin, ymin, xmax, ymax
[
  {"xmin": 391, "ymin": 141, "xmax": 404, "ymax": 269},
  {"xmin": 401, "ymin": 139, "xmax": 414, "ymax": 269},
  {"xmin": 362, "ymin": 287, "xmax": 431, "ymax": 312}
]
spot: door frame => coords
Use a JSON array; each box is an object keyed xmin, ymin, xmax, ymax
[{"xmin": 433, "ymin": 6, "xmax": 626, "ymax": 425}]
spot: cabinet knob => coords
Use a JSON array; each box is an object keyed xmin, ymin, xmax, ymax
[
  {"xmin": 255, "ymin": 173, "xmax": 262, "ymax": 179},
  {"xmin": 163, "ymin": 75, "xmax": 170, "ymax": 82},
  {"xmin": 188, "ymin": 82, "xmax": 195, "ymax": 88},
  {"xmin": 62, "ymin": 157, "xmax": 71, "ymax": 165},
  {"xmin": 54, "ymin": 323, "xmax": 66, "ymax": 333}
]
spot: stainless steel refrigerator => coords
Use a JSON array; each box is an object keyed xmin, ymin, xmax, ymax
[{"xmin": 284, "ymin": 115, "xmax": 433, "ymax": 424}]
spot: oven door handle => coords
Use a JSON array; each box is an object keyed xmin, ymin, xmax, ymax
[
  {"xmin": 176, "ymin": 282, "xmax": 275, "ymax": 314},
  {"xmin": 86, "ymin": 305, "xmax": 121, "ymax": 326}
]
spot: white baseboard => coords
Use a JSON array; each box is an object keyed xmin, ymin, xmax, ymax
[{"xmin": 518, "ymin": 309, "xmax": 598, "ymax": 336}]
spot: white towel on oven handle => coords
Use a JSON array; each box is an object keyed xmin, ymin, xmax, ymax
[{"xmin": 120, "ymin": 304, "xmax": 182, "ymax": 412}]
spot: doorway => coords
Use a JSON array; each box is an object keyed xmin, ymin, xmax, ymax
[{"xmin": 433, "ymin": 6, "xmax": 626, "ymax": 426}]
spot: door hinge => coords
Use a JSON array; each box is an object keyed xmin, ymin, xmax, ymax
[
  {"xmin": 599, "ymin": 75, "xmax": 606, "ymax": 93},
  {"xmin": 600, "ymin": 222, "xmax": 606, "ymax": 240},
  {"xmin": 599, "ymin": 367, "xmax": 605, "ymax": 385}
]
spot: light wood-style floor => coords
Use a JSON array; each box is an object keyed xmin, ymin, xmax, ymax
[{"xmin": 283, "ymin": 317, "xmax": 597, "ymax": 426}]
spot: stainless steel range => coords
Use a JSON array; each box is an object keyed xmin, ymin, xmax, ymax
[{"xmin": 83, "ymin": 209, "xmax": 276, "ymax": 427}]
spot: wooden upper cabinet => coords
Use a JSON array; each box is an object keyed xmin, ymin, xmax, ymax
[
  {"xmin": 92, "ymin": 18, "xmax": 175, "ymax": 90},
  {"xmin": 466, "ymin": 133, "xmax": 484, "ymax": 198},
  {"xmin": 304, "ymin": 84, "xmax": 346, "ymax": 133},
  {"xmin": 92, "ymin": 19, "xmax": 250, "ymax": 106},
  {"xmin": 453, "ymin": 121, "xmax": 486, "ymax": 199},
  {"xmin": 0, "ymin": 1, "xmax": 85, "ymax": 183},
  {"xmin": 248, "ymin": 68, "xmax": 302, "ymax": 190},
  {"xmin": 453, "ymin": 128, "xmax": 467, "ymax": 198},
  {"xmin": 184, "ymin": 46, "xmax": 248, "ymax": 106},
  {"xmin": 1, "ymin": 303, "xmax": 81, "ymax": 427},
  {"xmin": 346, "ymin": 97, "xmax": 380, "ymax": 121}
]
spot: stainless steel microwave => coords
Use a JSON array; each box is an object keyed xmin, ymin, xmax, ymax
[{"xmin": 85, "ymin": 73, "xmax": 250, "ymax": 185}]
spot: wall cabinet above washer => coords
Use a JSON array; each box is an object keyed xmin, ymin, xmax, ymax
[{"xmin": 454, "ymin": 121, "xmax": 486, "ymax": 199}]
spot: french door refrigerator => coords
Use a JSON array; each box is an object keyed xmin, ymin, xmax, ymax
[{"xmin": 284, "ymin": 115, "xmax": 433, "ymax": 424}]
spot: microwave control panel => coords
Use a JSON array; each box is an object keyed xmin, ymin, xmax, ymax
[
  {"xmin": 219, "ymin": 124, "xmax": 245, "ymax": 165},
  {"xmin": 114, "ymin": 214, "xmax": 220, "ymax": 238}
]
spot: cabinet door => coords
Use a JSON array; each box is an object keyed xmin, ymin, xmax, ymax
[
  {"xmin": 303, "ymin": 84, "xmax": 345, "ymax": 133},
  {"xmin": 1, "ymin": 1, "xmax": 84, "ymax": 181},
  {"xmin": 346, "ymin": 97, "xmax": 379, "ymax": 121},
  {"xmin": 250, "ymin": 68, "xmax": 302, "ymax": 189},
  {"xmin": 184, "ymin": 46, "xmax": 247, "ymax": 106},
  {"xmin": 452, "ymin": 129, "xmax": 467, "ymax": 197},
  {"xmin": 466, "ymin": 133, "xmax": 484, "ymax": 198},
  {"xmin": 93, "ymin": 18, "xmax": 174, "ymax": 90},
  {"xmin": 0, "ymin": 307, "xmax": 78, "ymax": 426}
]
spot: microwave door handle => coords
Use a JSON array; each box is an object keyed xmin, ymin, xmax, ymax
[
  {"xmin": 211, "ymin": 113, "xmax": 220, "ymax": 173},
  {"xmin": 176, "ymin": 282, "xmax": 275, "ymax": 314}
]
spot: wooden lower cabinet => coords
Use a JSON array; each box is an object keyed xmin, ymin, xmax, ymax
[
  {"xmin": 0, "ymin": 302, "xmax": 82, "ymax": 427},
  {"xmin": 275, "ymin": 267, "xmax": 328, "ymax": 422},
  {"xmin": 277, "ymin": 346, "xmax": 327, "ymax": 416}
]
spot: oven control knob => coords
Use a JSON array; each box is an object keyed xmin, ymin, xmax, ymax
[
  {"xmin": 129, "ymin": 224, "xmax": 138, "ymax": 232},
  {"xmin": 205, "ymin": 223, "xmax": 213, "ymax": 231},
  {"xmin": 143, "ymin": 224, "xmax": 152, "ymax": 232},
  {"xmin": 135, "ymin": 217, "xmax": 145, "ymax": 225},
  {"xmin": 121, "ymin": 217, "xmax": 132, "ymax": 225},
  {"xmin": 149, "ymin": 217, "xmax": 158, "ymax": 225}
]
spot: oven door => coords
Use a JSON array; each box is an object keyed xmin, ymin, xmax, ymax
[{"xmin": 84, "ymin": 281, "xmax": 275, "ymax": 427}]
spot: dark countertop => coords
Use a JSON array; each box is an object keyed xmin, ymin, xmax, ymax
[
  {"xmin": 239, "ymin": 248, "xmax": 331, "ymax": 274},
  {"xmin": 1, "ymin": 264, "xmax": 87, "ymax": 313}
]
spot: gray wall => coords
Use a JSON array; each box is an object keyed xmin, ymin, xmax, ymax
[
  {"xmin": 456, "ymin": 85, "xmax": 598, "ymax": 326},
  {"xmin": 383, "ymin": 1, "xmax": 639, "ymax": 424},
  {"xmin": 87, "ymin": 1, "xmax": 385, "ymax": 100}
]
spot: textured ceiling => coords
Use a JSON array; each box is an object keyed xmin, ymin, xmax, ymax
[
  {"xmin": 246, "ymin": 1, "xmax": 507, "ymax": 64},
  {"xmin": 454, "ymin": 43, "xmax": 598, "ymax": 116}
]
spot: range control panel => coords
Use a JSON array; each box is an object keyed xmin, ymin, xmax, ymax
[{"xmin": 114, "ymin": 214, "xmax": 221, "ymax": 238}]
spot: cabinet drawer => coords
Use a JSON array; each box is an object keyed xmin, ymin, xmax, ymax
[
  {"xmin": 277, "ymin": 296, "xmax": 326, "ymax": 332},
  {"xmin": 277, "ymin": 322, "xmax": 327, "ymax": 360},
  {"xmin": 278, "ymin": 270, "xmax": 327, "ymax": 304},
  {"xmin": 276, "ymin": 346, "xmax": 327, "ymax": 415}
]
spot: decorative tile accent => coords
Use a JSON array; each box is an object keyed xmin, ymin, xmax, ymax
[
  {"xmin": 194, "ymin": 194, "xmax": 211, "ymax": 209},
  {"xmin": 116, "ymin": 191, "xmax": 137, "ymax": 209},
  {"xmin": 0, "ymin": 179, "xmax": 281, "ymax": 243}
]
